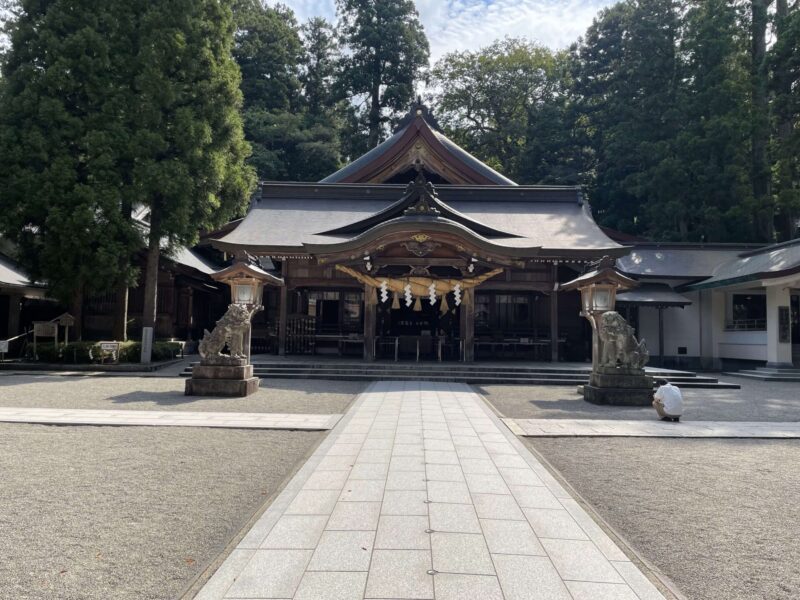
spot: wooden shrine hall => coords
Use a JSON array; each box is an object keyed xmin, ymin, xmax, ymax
[{"xmin": 212, "ymin": 104, "xmax": 628, "ymax": 362}]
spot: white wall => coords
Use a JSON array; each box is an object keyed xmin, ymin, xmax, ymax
[{"xmin": 637, "ymin": 284, "xmax": 702, "ymax": 358}]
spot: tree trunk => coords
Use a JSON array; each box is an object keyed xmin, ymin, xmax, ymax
[
  {"xmin": 70, "ymin": 284, "xmax": 84, "ymax": 341},
  {"xmin": 751, "ymin": 0, "xmax": 773, "ymax": 240},
  {"xmin": 140, "ymin": 209, "xmax": 161, "ymax": 362},
  {"xmin": 368, "ymin": 71, "xmax": 382, "ymax": 148},
  {"xmin": 112, "ymin": 283, "xmax": 129, "ymax": 341}
]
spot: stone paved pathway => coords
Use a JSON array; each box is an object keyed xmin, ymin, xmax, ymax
[
  {"xmin": 197, "ymin": 381, "xmax": 667, "ymax": 600},
  {"xmin": 505, "ymin": 418, "xmax": 800, "ymax": 438},
  {"xmin": 0, "ymin": 407, "xmax": 341, "ymax": 430}
]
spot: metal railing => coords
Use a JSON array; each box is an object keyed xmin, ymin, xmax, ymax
[{"xmin": 725, "ymin": 318, "xmax": 767, "ymax": 331}]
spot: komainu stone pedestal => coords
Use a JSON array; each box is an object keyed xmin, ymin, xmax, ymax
[
  {"xmin": 583, "ymin": 368, "xmax": 654, "ymax": 406},
  {"xmin": 185, "ymin": 357, "xmax": 260, "ymax": 397}
]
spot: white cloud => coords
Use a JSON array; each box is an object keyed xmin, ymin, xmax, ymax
[{"xmin": 269, "ymin": 0, "xmax": 617, "ymax": 61}]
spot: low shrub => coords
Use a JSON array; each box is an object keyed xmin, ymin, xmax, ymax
[{"xmin": 30, "ymin": 340, "xmax": 183, "ymax": 364}]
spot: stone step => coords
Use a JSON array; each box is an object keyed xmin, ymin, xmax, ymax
[
  {"xmin": 180, "ymin": 368, "xmax": 738, "ymax": 388},
  {"xmin": 724, "ymin": 370, "xmax": 800, "ymax": 382}
]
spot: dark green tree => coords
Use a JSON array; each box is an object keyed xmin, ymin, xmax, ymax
[
  {"xmin": 133, "ymin": 0, "xmax": 256, "ymax": 360},
  {"xmin": 336, "ymin": 0, "xmax": 430, "ymax": 149},
  {"xmin": 770, "ymin": 0, "xmax": 800, "ymax": 239},
  {"xmin": 233, "ymin": 5, "xmax": 341, "ymax": 180},
  {"xmin": 571, "ymin": 0, "xmax": 685, "ymax": 238},
  {"xmin": 0, "ymin": 0, "xmax": 141, "ymax": 337},
  {"xmin": 677, "ymin": 0, "xmax": 754, "ymax": 241},
  {"xmin": 301, "ymin": 16, "xmax": 340, "ymax": 117},
  {"xmin": 431, "ymin": 38, "xmax": 581, "ymax": 185}
]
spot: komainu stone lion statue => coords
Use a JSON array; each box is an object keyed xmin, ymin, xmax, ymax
[
  {"xmin": 597, "ymin": 311, "xmax": 649, "ymax": 370},
  {"xmin": 199, "ymin": 304, "xmax": 258, "ymax": 362}
]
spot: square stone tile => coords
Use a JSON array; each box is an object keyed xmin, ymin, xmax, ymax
[
  {"xmin": 350, "ymin": 462, "xmax": 389, "ymax": 480},
  {"xmin": 326, "ymin": 443, "xmax": 362, "ymax": 456},
  {"xmin": 386, "ymin": 469, "xmax": 427, "ymax": 491},
  {"xmin": 542, "ymin": 539, "xmax": 624, "ymax": 583},
  {"xmin": 425, "ymin": 450, "xmax": 460, "ymax": 465},
  {"xmin": 465, "ymin": 473, "xmax": 510, "ymax": 495},
  {"xmin": 302, "ymin": 469, "xmax": 350, "ymax": 491},
  {"xmin": 524, "ymin": 508, "xmax": 589, "ymax": 540},
  {"xmin": 362, "ymin": 437, "xmax": 393, "ymax": 450},
  {"xmin": 260, "ymin": 515, "xmax": 328, "ymax": 549},
  {"xmin": 339, "ymin": 479, "xmax": 386, "ymax": 502},
  {"xmin": 375, "ymin": 515, "xmax": 430, "ymax": 550},
  {"xmin": 317, "ymin": 452, "xmax": 356, "ymax": 470},
  {"xmin": 357, "ymin": 448, "xmax": 393, "ymax": 464},
  {"xmin": 429, "ymin": 503, "xmax": 481, "ymax": 534},
  {"xmin": 431, "ymin": 532, "xmax": 494, "ymax": 575},
  {"xmin": 493, "ymin": 554, "xmax": 572, "ymax": 600},
  {"xmin": 566, "ymin": 581, "xmax": 640, "ymax": 600},
  {"xmin": 472, "ymin": 493, "xmax": 525, "ymax": 520},
  {"xmin": 483, "ymin": 442, "xmax": 516, "ymax": 455},
  {"xmin": 460, "ymin": 458, "xmax": 499, "ymax": 475},
  {"xmin": 452, "ymin": 434, "xmax": 483, "ymax": 446},
  {"xmin": 294, "ymin": 571, "xmax": 368, "ymax": 600},
  {"xmin": 224, "ymin": 549, "xmax": 312, "ymax": 598},
  {"xmin": 390, "ymin": 455, "xmax": 425, "ymax": 472},
  {"xmin": 612, "ymin": 561, "xmax": 666, "ymax": 600},
  {"xmin": 381, "ymin": 490, "xmax": 428, "ymax": 515},
  {"xmin": 499, "ymin": 467, "xmax": 544, "ymax": 487},
  {"xmin": 395, "ymin": 434, "xmax": 423, "ymax": 445},
  {"xmin": 285, "ymin": 489, "xmax": 340, "ymax": 515},
  {"xmin": 308, "ymin": 530, "xmax": 375, "ymax": 571},
  {"xmin": 424, "ymin": 438, "xmax": 456, "ymax": 452},
  {"xmin": 392, "ymin": 443, "xmax": 424, "ymax": 457},
  {"xmin": 510, "ymin": 485, "xmax": 562, "ymax": 509},
  {"xmin": 491, "ymin": 454, "xmax": 529, "ymax": 469},
  {"xmin": 434, "ymin": 573, "xmax": 503, "ymax": 600},
  {"xmin": 365, "ymin": 549, "xmax": 433, "ymax": 599},
  {"xmin": 455, "ymin": 445, "xmax": 490, "ymax": 459},
  {"xmin": 426, "ymin": 463, "xmax": 465, "ymax": 482},
  {"xmin": 326, "ymin": 501, "xmax": 381, "ymax": 531},
  {"xmin": 481, "ymin": 518, "xmax": 545, "ymax": 556},
  {"xmin": 427, "ymin": 480, "xmax": 472, "ymax": 504}
]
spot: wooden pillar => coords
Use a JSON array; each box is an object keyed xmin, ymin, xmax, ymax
[
  {"xmin": 461, "ymin": 288, "xmax": 475, "ymax": 362},
  {"xmin": 550, "ymin": 263, "xmax": 559, "ymax": 362},
  {"xmin": 278, "ymin": 285, "xmax": 288, "ymax": 355},
  {"xmin": 7, "ymin": 293, "xmax": 22, "ymax": 337},
  {"xmin": 112, "ymin": 284, "xmax": 129, "ymax": 341},
  {"xmin": 363, "ymin": 284, "xmax": 376, "ymax": 361}
]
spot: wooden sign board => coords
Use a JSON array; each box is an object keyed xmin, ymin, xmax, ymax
[
  {"xmin": 55, "ymin": 313, "xmax": 75, "ymax": 327},
  {"xmin": 33, "ymin": 322, "xmax": 57, "ymax": 337}
]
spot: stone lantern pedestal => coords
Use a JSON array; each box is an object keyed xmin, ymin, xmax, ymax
[
  {"xmin": 583, "ymin": 366, "xmax": 653, "ymax": 406},
  {"xmin": 185, "ymin": 356, "xmax": 259, "ymax": 397}
]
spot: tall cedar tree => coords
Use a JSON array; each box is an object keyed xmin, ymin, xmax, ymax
[
  {"xmin": 678, "ymin": 0, "xmax": 754, "ymax": 242},
  {"xmin": 431, "ymin": 39, "xmax": 582, "ymax": 185},
  {"xmin": 571, "ymin": 0, "xmax": 684, "ymax": 238},
  {"xmin": 336, "ymin": 0, "xmax": 430, "ymax": 149},
  {"xmin": 750, "ymin": 0, "xmax": 774, "ymax": 240},
  {"xmin": 233, "ymin": 4, "xmax": 341, "ymax": 180},
  {"xmin": 771, "ymin": 0, "xmax": 800, "ymax": 239},
  {"xmin": 136, "ymin": 0, "xmax": 256, "ymax": 361},
  {"xmin": 0, "ymin": 0, "xmax": 141, "ymax": 338}
]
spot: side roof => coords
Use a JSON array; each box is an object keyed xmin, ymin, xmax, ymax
[
  {"xmin": 687, "ymin": 238, "xmax": 800, "ymax": 290},
  {"xmin": 321, "ymin": 103, "xmax": 516, "ymax": 186},
  {"xmin": 617, "ymin": 243, "xmax": 760, "ymax": 280}
]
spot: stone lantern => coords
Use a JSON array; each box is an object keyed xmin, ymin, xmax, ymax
[
  {"xmin": 561, "ymin": 257, "xmax": 653, "ymax": 405},
  {"xmin": 185, "ymin": 258, "xmax": 282, "ymax": 397}
]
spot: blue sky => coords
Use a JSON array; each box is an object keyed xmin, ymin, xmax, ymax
[{"xmin": 270, "ymin": 0, "xmax": 618, "ymax": 61}]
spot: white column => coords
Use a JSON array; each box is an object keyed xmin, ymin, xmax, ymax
[
  {"xmin": 709, "ymin": 290, "xmax": 726, "ymax": 370},
  {"xmin": 766, "ymin": 285, "xmax": 793, "ymax": 367}
]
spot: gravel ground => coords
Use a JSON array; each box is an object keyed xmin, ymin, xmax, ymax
[
  {"xmin": 527, "ymin": 437, "xmax": 800, "ymax": 600},
  {"xmin": 478, "ymin": 378, "xmax": 800, "ymax": 421},
  {"xmin": 0, "ymin": 375, "xmax": 364, "ymax": 414},
  {"xmin": 0, "ymin": 423, "xmax": 322, "ymax": 600}
]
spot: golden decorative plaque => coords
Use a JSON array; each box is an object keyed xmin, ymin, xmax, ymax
[{"xmin": 411, "ymin": 233, "xmax": 431, "ymax": 243}]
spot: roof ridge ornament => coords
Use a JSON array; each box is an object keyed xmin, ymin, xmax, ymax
[{"xmin": 403, "ymin": 169, "xmax": 441, "ymax": 217}]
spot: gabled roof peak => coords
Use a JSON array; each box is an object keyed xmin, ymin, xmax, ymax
[{"xmin": 393, "ymin": 99, "xmax": 443, "ymax": 133}]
